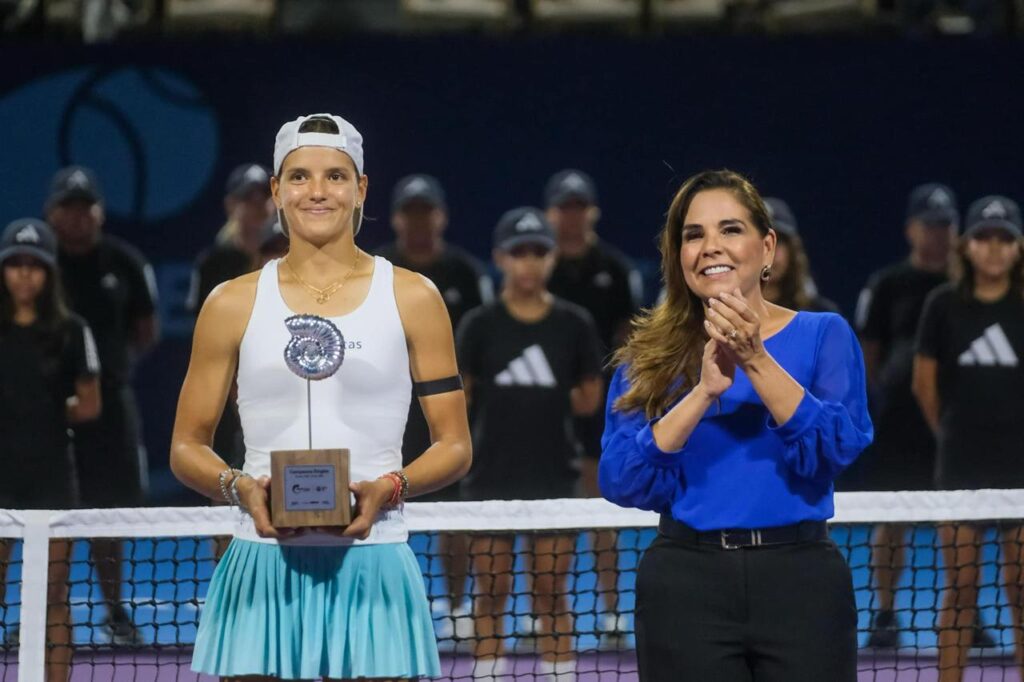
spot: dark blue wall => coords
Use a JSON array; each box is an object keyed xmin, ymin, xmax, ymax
[{"xmin": 2, "ymin": 36, "xmax": 1021, "ymax": 502}]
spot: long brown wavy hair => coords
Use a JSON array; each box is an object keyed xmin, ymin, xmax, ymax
[
  {"xmin": 769, "ymin": 231, "xmax": 813, "ymax": 310},
  {"xmin": 952, "ymin": 234, "xmax": 1024, "ymax": 300},
  {"xmin": 612, "ymin": 169, "xmax": 773, "ymax": 419}
]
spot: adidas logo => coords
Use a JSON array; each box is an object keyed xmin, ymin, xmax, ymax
[
  {"xmin": 244, "ymin": 165, "xmax": 267, "ymax": 183},
  {"xmin": 562, "ymin": 173, "xmax": 587, "ymax": 190},
  {"xmin": 67, "ymin": 169, "xmax": 89, "ymax": 188},
  {"xmin": 515, "ymin": 213, "xmax": 544, "ymax": 232},
  {"xmin": 495, "ymin": 344, "xmax": 556, "ymax": 387},
  {"xmin": 15, "ymin": 225, "xmax": 40, "ymax": 244},
  {"xmin": 958, "ymin": 324, "xmax": 1019, "ymax": 367},
  {"xmin": 404, "ymin": 177, "xmax": 429, "ymax": 193},
  {"xmin": 982, "ymin": 200, "xmax": 1008, "ymax": 220},
  {"xmin": 928, "ymin": 188, "xmax": 950, "ymax": 207}
]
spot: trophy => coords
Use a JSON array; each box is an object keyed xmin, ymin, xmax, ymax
[{"xmin": 270, "ymin": 314, "xmax": 351, "ymax": 528}]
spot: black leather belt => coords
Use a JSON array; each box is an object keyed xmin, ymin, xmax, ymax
[{"xmin": 658, "ymin": 515, "xmax": 828, "ymax": 550}]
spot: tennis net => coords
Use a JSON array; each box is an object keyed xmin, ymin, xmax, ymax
[{"xmin": 3, "ymin": 491, "xmax": 1024, "ymax": 681}]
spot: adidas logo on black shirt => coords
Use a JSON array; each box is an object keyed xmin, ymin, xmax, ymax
[
  {"xmin": 958, "ymin": 323, "xmax": 1019, "ymax": 367},
  {"xmin": 494, "ymin": 344, "xmax": 557, "ymax": 387}
]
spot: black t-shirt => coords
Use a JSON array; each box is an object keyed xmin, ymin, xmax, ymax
[
  {"xmin": 374, "ymin": 243, "xmax": 493, "ymax": 472},
  {"xmin": 856, "ymin": 261, "xmax": 947, "ymax": 422},
  {"xmin": 916, "ymin": 284, "xmax": 1024, "ymax": 440},
  {"xmin": 547, "ymin": 239, "xmax": 641, "ymax": 357},
  {"xmin": 456, "ymin": 299, "xmax": 603, "ymax": 499},
  {"xmin": 374, "ymin": 242, "xmax": 492, "ymax": 330},
  {"xmin": 58, "ymin": 235, "xmax": 157, "ymax": 387},
  {"xmin": 0, "ymin": 315, "xmax": 99, "ymax": 502},
  {"xmin": 187, "ymin": 244, "xmax": 253, "ymax": 315}
]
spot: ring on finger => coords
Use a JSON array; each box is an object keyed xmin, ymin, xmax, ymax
[{"xmin": 728, "ymin": 329, "xmax": 739, "ymax": 341}]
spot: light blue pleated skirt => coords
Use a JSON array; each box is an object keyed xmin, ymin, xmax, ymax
[{"xmin": 192, "ymin": 539, "xmax": 441, "ymax": 679}]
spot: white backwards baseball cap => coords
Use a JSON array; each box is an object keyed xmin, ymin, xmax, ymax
[{"xmin": 273, "ymin": 114, "xmax": 364, "ymax": 176}]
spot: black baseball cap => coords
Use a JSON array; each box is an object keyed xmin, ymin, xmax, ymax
[
  {"xmin": 226, "ymin": 163, "xmax": 271, "ymax": 198},
  {"xmin": 46, "ymin": 166, "xmax": 103, "ymax": 209},
  {"xmin": 545, "ymin": 169, "xmax": 597, "ymax": 207},
  {"xmin": 764, "ymin": 197, "xmax": 798, "ymax": 236},
  {"xmin": 964, "ymin": 195, "xmax": 1023, "ymax": 239},
  {"xmin": 391, "ymin": 174, "xmax": 446, "ymax": 213},
  {"xmin": 493, "ymin": 207, "xmax": 556, "ymax": 251},
  {"xmin": 0, "ymin": 218, "xmax": 58, "ymax": 267},
  {"xmin": 906, "ymin": 183, "xmax": 958, "ymax": 225}
]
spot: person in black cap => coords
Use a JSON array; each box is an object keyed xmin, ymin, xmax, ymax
[
  {"xmin": 913, "ymin": 195, "xmax": 1024, "ymax": 681},
  {"xmin": 543, "ymin": 169, "xmax": 641, "ymax": 647},
  {"xmin": 45, "ymin": 165, "xmax": 158, "ymax": 646},
  {"xmin": 845, "ymin": 183, "xmax": 998, "ymax": 649},
  {"xmin": 186, "ymin": 163, "xmax": 274, "ymax": 480},
  {"xmin": 762, "ymin": 198, "xmax": 841, "ymax": 314},
  {"xmin": 0, "ymin": 218, "xmax": 100, "ymax": 676},
  {"xmin": 375, "ymin": 174, "xmax": 492, "ymax": 329},
  {"xmin": 374, "ymin": 174, "xmax": 492, "ymax": 646},
  {"xmin": 457, "ymin": 207, "xmax": 603, "ymax": 679},
  {"xmin": 188, "ymin": 163, "xmax": 274, "ymax": 313}
]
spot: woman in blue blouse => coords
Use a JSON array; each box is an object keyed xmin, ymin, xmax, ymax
[{"xmin": 600, "ymin": 170, "xmax": 873, "ymax": 682}]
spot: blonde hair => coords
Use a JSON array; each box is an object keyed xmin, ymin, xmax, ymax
[{"xmin": 613, "ymin": 169, "xmax": 772, "ymax": 419}]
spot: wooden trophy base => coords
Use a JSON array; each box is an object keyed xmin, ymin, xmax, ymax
[{"xmin": 270, "ymin": 449, "xmax": 351, "ymax": 528}]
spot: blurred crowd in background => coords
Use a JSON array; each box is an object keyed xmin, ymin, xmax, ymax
[{"xmin": 2, "ymin": 156, "xmax": 1023, "ymax": 648}]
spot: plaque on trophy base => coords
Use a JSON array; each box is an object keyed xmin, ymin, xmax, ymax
[{"xmin": 270, "ymin": 448, "xmax": 351, "ymax": 528}]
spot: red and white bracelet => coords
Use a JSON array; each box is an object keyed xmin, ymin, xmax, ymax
[{"xmin": 379, "ymin": 470, "xmax": 409, "ymax": 509}]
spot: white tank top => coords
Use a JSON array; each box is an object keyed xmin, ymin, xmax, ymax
[{"xmin": 233, "ymin": 256, "xmax": 411, "ymax": 546}]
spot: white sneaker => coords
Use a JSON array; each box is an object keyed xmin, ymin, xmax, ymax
[
  {"xmin": 518, "ymin": 614, "xmax": 542, "ymax": 635},
  {"xmin": 472, "ymin": 656, "xmax": 512, "ymax": 681},
  {"xmin": 432, "ymin": 598, "xmax": 455, "ymax": 647},
  {"xmin": 432, "ymin": 597, "xmax": 452, "ymax": 616},
  {"xmin": 600, "ymin": 613, "xmax": 629, "ymax": 633},
  {"xmin": 453, "ymin": 602, "xmax": 475, "ymax": 641},
  {"xmin": 598, "ymin": 613, "xmax": 630, "ymax": 651},
  {"xmin": 536, "ymin": 658, "xmax": 577, "ymax": 681},
  {"xmin": 513, "ymin": 614, "xmax": 542, "ymax": 653}
]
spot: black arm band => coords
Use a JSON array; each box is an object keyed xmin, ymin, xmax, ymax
[{"xmin": 414, "ymin": 375, "xmax": 464, "ymax": 396}]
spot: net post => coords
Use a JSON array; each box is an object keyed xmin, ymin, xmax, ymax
[{"xmin": 17, "ymin": 510, "xmax": 51, "ymax": 682}]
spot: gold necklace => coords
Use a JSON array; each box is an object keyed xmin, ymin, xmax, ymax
[{"xmin": 284, "ymin": 251, "xmax": 360, "ymax": 304}]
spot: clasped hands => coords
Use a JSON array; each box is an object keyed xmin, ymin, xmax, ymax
[{"xmin": 698, "ymin": 288, "xmax": 766, "ymax": 400}]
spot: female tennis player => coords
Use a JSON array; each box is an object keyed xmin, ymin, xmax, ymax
[
  {"xmin": 599, "ymin": 169, "xmax": 873, "ymax": 681},
  {"xmin": 170, "ymin": 113, "xmax": 471, "ymax": 680},
  {"xmin": 913, "ymin": 195, "xmax": 1024, "ymax": 682}
]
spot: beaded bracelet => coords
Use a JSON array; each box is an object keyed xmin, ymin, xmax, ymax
[
  {"xmin": 217, "ymin": 469, "xmax": 236, "ymax": 504},
  {"xmin": 390, "ymin": 469, "xmax": 410, "ymax": 501},
  {"xmin": 380, "ymin": 473, "xmax": 402, "ymax": 509},
  {"xmin": 229, "ymin": 471, "xmax": 254, "ymax": 509},
  {"xmin": 379, "ymin": 470, "xmax": 409, "ymax": 509},
  {"xmin": 382, "ymin": 470, "xmax": 409, "ymax": 508}
]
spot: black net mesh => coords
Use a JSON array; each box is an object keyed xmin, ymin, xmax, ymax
[{"xmin": 0, "ymin": 500, "xmax": 1022, "ymax": 680}]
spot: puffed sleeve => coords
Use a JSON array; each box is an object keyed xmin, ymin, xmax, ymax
[
  {"xmin": 769, "ymin": 314, "xmax": 874, "ymax": 480},
  {"xmin": 598, "ymin": 366, "xmax": 684, "ymax": 513}
]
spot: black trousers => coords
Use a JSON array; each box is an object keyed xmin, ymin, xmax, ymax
[
  {"xmin": 73, "ymin": 384, "xmax": 146, "ymax": 507},
  {"xmin": 636, "ymin": 532, "xmax": 857, "ymax": 682}
]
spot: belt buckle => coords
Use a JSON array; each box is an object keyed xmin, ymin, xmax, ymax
[{"xmin": 720, "ymin": 529, "xmax": 762, "ymax": 550}]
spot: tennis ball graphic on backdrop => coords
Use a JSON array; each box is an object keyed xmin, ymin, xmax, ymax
[{"xmin": 0, "ymin": 66, "xmax": 217, "ymax": 222}]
